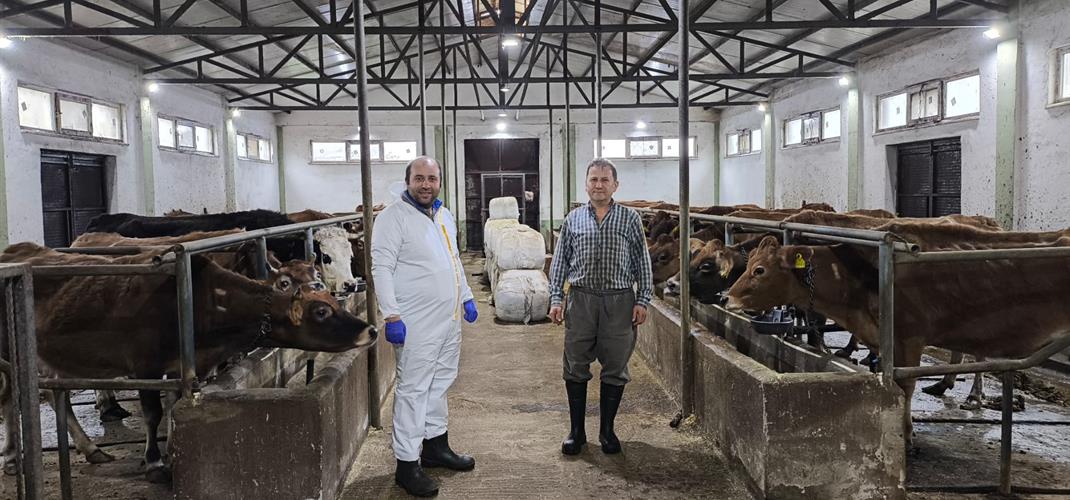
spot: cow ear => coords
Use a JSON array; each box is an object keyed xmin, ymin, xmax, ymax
[
  {"xmin": 288, "ymin": 289, "xmax": 304, "ymax": 326},
  {"xmin": 656, "ymin": 233, "xmax": 672, "ymax": 244},
  {"xmin": 757, "ymin": 235, "xmax": 780, "ymax": 251},
  {"xmin": 707, "ymin": 239, "xmax": 725, "ymax": 251}
]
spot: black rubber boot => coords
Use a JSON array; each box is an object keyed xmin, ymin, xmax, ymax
[
  {"xmin": 421, "ymin": 432, "xmax": 475, "ymax": 471},
  {"xmin": 561, "ymin": 381, "xmax": 587, "ymax": 455},
  {"xmin": 599, "ymin": 382, "xmax": 625, "ymax": 454},
  {"xmin": 395, "ymin": 459, "xmax": 439, "ymax": 497}
]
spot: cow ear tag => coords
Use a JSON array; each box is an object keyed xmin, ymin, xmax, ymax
[{"xmin": 793, "ymin": 253, "xmax": 807, "ymax": 269}]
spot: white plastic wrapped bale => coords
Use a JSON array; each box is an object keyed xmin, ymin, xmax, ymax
[
  {"xmin": 495, "ymin": 227, "xmax": 545, "ymax": 271},
  {"xmin": 488, "ymin": 196, "xmax": 520, "ymax": 221},
  {"xmin": 494, "ymin": 270, "xmax": 550, "ymax": 323},
  {"xmin": 482, "ymin": 219, "xmax": 520, "ymax": 285}
]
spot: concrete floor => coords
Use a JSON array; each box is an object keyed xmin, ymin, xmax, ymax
[{"xmin": 340, "ymin": 254, "xmax": 755, "ymax": 499}]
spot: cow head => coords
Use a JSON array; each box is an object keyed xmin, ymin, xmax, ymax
[
  {"xmin": 314, "ymin": 226, "xmax": 358, "ymax": 294},
  {"xmin": 262, "ymin": 283, "xmax": 377, "ymax": 352},
  {"xmin": 270, "ymin": 260, "xmax": 325, "ymax": 293},
  {"xmin": 724, "ymin": 236, "xmax": 812, "ymax": 314},
  {"xmin": 688, "ymin": 239, "xmax": 747, "ymax": 304},
  {"xmin": 648, "ymin": 234, "xmax": 681, "ymax": 284},
  {"xmin": 663, "ymin": 238, "xmax": 715, "ymax": 297}
]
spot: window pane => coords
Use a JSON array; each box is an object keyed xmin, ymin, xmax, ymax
[
  {"xmin": 383, "ymin": 141, "xmax": 418, "ymax": 162},
  {"xmin": 911, "ymin": 88, "xmax": 940, "ymax": 120},
  {"xmin": 59, "ymin": 98, "xmax": 90, "ymax": 132},
  {"xmin": 751, "ymin": 129, "xmax": 762, "ymax": 152},
  {"xmin": 945, "ymin": 75, "xmax": 980, "ymax": 117},
  {"xmin": 247, "ymin": 135, "xmax": 260, "ymax": 159},
  {"xmin": 784, "ymin": 118, "xmax": 802, "ymax": 145},
  {"xmin": 312, "ymin": 141, "xmax": 346, "ymax": 162},
  {"xmin": 822, "ymin": 109, "xmax": 841, "ymax": 139},
  {"xmin": 726, "ymin": 134, "xmax": 739, "ymax": 156},
  {"xmin": 236, "ymin": 134, "xmax": 248, "ymax": 158},
  {"xmin": 91, "ymin": 103, "xmax": 122, "ymax": 140},
  {"xmin": 802, "ymin": 117, "xmax": 820, "ymax": 141},
  {"xmin": 17, "ymin": 87, "xmax": 54, "ymax": 131},
  {"xmin": 176, "ymin": 124, "xmax": 195, "ymax": 148},
  {"xmin": 1063, "ymin": 52, "xmax": 1070, "ymax": 99},
  {"xmin": 662, "ymin": 138, "xmax": 679, "ymax": 157},
  {"xmin": 628, "ymin": 138, "xmax": 660, "ymax": 157},
  {"xmin": 738, "ymin": 132, "xmax": 751, "ymax": 154},
  {"xmin": 348, "ymin": 142, "xmax": 383, "ymax": 161},
  {"xmin": 924, "ymin": 88, "xmax": 940, "ymax": 117},
  {"xmin": 258, "ymin": 139, "xmax": 270, "ymax": 161},
  {"xmin": 158, "ymin": 118, "xmax": 175, "ymax": 148},
  {"xmin": 879, "ymin": 93, "xmax": 908, "ymax": 130},
  {"xmin": 595, "ymin": 139, "xmax": 626, "ymax": 159},
  {"xmin": 194, "ymin": 126, "xmax": 213, "ymax": 153}
]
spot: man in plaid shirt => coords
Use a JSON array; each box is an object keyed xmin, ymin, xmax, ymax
[{"xmin": 548, "ymin": 158, "xmax": 653, "ymax": 456}]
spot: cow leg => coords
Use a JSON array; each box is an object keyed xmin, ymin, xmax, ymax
[
  {"xmin": 834, "ymin": 335, "xmax": 859, "ymax": 359},
  {"xmin": 921, "ymin": 351, "xmax": 963, "ymax": 397},
  {"xmin": 95, "ymin": 390, "xmax": 131, "ymax": 423},
  {"xmin": 897, "ymin": 338, "xmax": 926, "ymax": 451},
  {"xmin": 44, "ymin": 391, "xmax": 115, "ymax": 465},
  {"xmin": 138, "ymin": 390, "xmax": 170, "ymax": 483},
  {"xmin": 960, "ymin": 357, "xmax": 986, "ymax": 410},
  {"xmin": 162, "ymin": 391, "xmax": 180, "ymax": 455}
]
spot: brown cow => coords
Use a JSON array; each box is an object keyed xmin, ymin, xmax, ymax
[
  {"xmin": 0, "ymin": 243, "xmax": 375, "ymax": 482},
  {"xmin": 724, "ymin": 225, "xmax": 1070, "ymax": 447}
]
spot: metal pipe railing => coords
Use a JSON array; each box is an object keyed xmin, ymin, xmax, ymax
[
  {"xmin": 171, "ymin": 214, "xmax": 363, "ymax": 255},
  {"xmin": 2, "ymin": 265, "xmax": 43, "ymax": 500},
  {"xmin": 893, "ymin": 332, "xmax": 1070, "ymax": 380}
]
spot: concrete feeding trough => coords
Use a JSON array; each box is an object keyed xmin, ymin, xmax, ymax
[
  {"xmin": 170, "ymin": 294, "xmax": 394, "ymax": 500},
  {"xmin": 638, "ymin": 298, "xmax": 905, "ymax": 499}
]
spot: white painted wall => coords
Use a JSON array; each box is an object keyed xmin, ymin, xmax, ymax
[
  {"xmin": 0, "ymin": 39, "xmax": 143, "ymax": 244},
  {"xmin": 1016, "ymin": 0, "xmax": 1070, "ymax": 230},
  {"xmin": 231, "ymin": 109, "xmax": 281, "ymax": 211},
  {"xmin": 771, "ymin": 81, "xmax": 849, "ymax": 211},
  {"xmin": 718, "ymin": 106, "xmax": 766, "ymax": 206}
]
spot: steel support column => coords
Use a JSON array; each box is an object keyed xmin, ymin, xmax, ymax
[
  {"xmin": 994, "ymin": 35, "xmax": 1019, "ymax": 229},
  {"xmin": 677, "ymin": 0, "xmax": 694, "ymax": 417}
]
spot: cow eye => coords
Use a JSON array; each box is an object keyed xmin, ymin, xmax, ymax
[
  {"xmin": 322, "ymin": 254, "xmax": 332, "ymax": 264},
  {"xmin": 699, "ymin": 262, "xmax": 714, "ymax": 272},
  {"xmin": 753, "ymin": 266, "xmax": 766, "ymax": 277},
  {"xmin": 658, "ymin": 254, "xmax": 670, "ymax": 262},
  {"xmin": 309, "ymin": 281, "xmax": 327, "ymax": 291},
  {"xmin": 275, "ymin": 276, "xmax": 292, "ymax": 291},
  {"xmin": 313, "ymin": 306, "xmax": 332, "ymax": 321}
]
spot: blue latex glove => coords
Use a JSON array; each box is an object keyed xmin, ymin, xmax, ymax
[
  {"xmin": 385, "ymin": 320, "xmax": 407, "ymax": 345},
  {"xmin": 463, "ymin": 299, "xmax": 478, "ymax": 323}
]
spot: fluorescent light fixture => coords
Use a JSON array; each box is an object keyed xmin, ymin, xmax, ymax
[
  {"xmin": 0, "ymin": 37, "xmax": 13, "ymax": 49},
  {"xmin": 635, "ymin": 120, "xmax": 647, "ymax": 130},
  {"xmin": 502, "ymin": 37, "xmax": 520, "ymax": 48},
  {"xmin": 983, "ymin": 27, "xmax": 1000, "ymax": 39},
  {"xmin": 838, "ymin": 75, "xmax": 850, "ymax": 87},
  {"xmin": 231, "ymin": 109, "xmax": 242, "ymax": 118},
  {"xmin": 757, "ymin": 102, "xmax": 767, "ymax": 112},
  {"xmin": 497, "ymin": 111, "xmax": 508, "ymax": 117},
  {"xmin": 496, "ymin": 121, "xmax": 506, "ymax": 132},
  {"xmin": 147, "ymin": 82, "xmax": 160, "ymax": 93},
  {"xmin": 500, "ymin": 87, "xmax": 510, "ymax": 92}
]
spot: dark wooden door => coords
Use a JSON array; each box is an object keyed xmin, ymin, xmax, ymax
[
  {"xmin": 41, "ymin": 150, "xmax": 109, "ymax": 247},
  {"xmin": 895, "ymin": 137, "xmax": 961, "ymax": 218},
  {"xmin": 463, "ymin": 138, "xmax": 539, "ymax": 249}
]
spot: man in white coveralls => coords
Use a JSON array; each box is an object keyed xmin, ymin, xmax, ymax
[{"xmin": 371, "ymin": 156, "xmax": 479, "ymax": 497}]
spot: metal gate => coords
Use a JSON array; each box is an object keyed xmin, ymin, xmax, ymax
[
  {"xmin": 40, "ymin": 150, "xmax": 109, "ymax": 248},
  {"xmin": 480, "ymin": 173, "xmax": 527, "ymax": 225},
  {"xmin": 895, "ymin": 137, "xmax": 961, "ymax": 218}
]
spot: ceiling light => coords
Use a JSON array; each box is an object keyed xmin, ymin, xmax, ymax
[
  {"xmin": 757, "ymin": 102, "xmax": 767, "ymax": 112},
  {"xmin": 502, "ymin": 37, "xmax": 520, "ymax": 48},
  {"xmin": 983, "ymin": 27, "xmax": 1001, "ymax": 39},
  {"xmin": 231, "ymin": 109, "xmax": 242, "ymax": 118},
  {"xmin": 147, "ymin": 82, "xmax": 160, "ymax": 93},
  {"xmin": 500, "ymin": 87, "xmax": 510, "ymax": 92},
  {"xmin": 838, "ymin": 75, "xmax": 850, "ymax": 87},
  {"xmin": 0, "ymin": 37, "xmax": 13, "ymax": 49},
  {"xmin": 496, "ymin": 121, "xmax": 506, "ymax": 132},
  {"xmin": 635, "ymin": 120, "xmax": 647, "ymax": 130},
  {"xmin": 497, "ymin": 111, "xmax": 508, "ymax": 117}
]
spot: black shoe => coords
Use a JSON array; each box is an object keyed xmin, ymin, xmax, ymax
[
  {"xmin": 561, "ymin": 381, "xmax": 587, "ymax": 455},
  {"xmin": 421, "ymin": 432, "xmax": 475, "ymax": 471},
  {"xmin": 395, "ymin": 459, "xmax": 439, "ymax": 497},
  {"xmin": 599, "ymin": 382, "xmax": 625, "ymax": 454}
]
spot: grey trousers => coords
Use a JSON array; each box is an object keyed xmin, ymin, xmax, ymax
[{"xmin": 562, "ymin": 287, "xmax": 638, "ymax": 386}]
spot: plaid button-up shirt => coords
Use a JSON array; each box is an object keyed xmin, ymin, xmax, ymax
[{"xmin": 548, "ymin": 200, "xmax": 653, "ymax": 307}]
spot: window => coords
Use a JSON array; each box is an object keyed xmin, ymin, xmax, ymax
[
  {"xmin": 348, "ymin": 141, "xmax": 383, "ymax": 161},
  {"xmin": 383, "ymin": 141, "xmax": 418, "ymax": 162},
  {"xmin": 236, "ymin": 134, "xmax": 248, "ymax": 158},
  {"xmin": 57, "ymin": 94, "xmax": 90, "ymax": 134},
  {"xmin": 258, "ymin": 139, "xmax": 270, "ymax": 161},
  {"xmin": 247, "ymin": 135, "xmax": 260, "ymax": 159},
  {"xmin": 17, "ymin": 86, "xmax": 54, "ymax": 131},
  {"xmin": 311, "ymin": 141, "xmax": 346, "ymax": 162},
  {"xmin": 91, "ymin": 103, "xmax": 122, "ymax": 140},
  {"xmin": 627, "ymin": 137, "xmax": 661, "ymax": 158},
  {"xmin": 1062, "ymin": 50, "xmax": 1070, "ymax": 101},
  {"xmin": 594, "ymin": 139, "xmax": 627, "ymax": 159},
  {"xmin": 726, "ymin": 130, "xmax": 757, "ymax": 157},
  {"xmin": 802, "ymin": 116, "xmax": 820, "ymax": 142},
  {"xmin": 159, "ymin": 115, "xmax": 215, "ymax": 154},
  {"xmin": 784, "ymin": 118, "xmax": 803, "ymax": 146},
  {"xmin": 194, "ymin": 126, "xmax": 213, "ymax": 154},
  {"xmin": 909, "ymin": 84, "xmax": 940, "ymax": 122},
  {"xmin": 878, "ymin": 92, "xmax": 908, "ymax": 130},
  {"xmin": 662, "ymin": 137, "xmax": 695, "ymax": 157},
  {"xmin": 158, "ymin": 117, "xmax": 175, "ymax": 148},
  {"xmin": 822, "ymin": 109, "xmax": 841, "ymax": 140},
  {"xmin": 944, "ymin": 75, "xmax": 980, "ymax": 118}
]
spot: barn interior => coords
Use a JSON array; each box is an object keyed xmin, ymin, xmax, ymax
[{"xmin": 0, "ymin": 0, "xmax": 1068, "ymax": 498}]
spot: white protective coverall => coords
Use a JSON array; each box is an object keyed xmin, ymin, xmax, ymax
[{"xmin": 371, "ymin": 198, "xmax": 473, "ymax": 462}]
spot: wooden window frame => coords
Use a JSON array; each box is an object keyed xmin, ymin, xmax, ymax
[
  {"xmin": 726, "ymin": 129, "xmax": 757, "ymax": 158},
  {"xmin": 159, "ymin": 114, "xmax": 216, "ymax": 156},
  {"xmin": 237, "ymin": 132, "xmax": 273, "ymax": 163},
  {"xmin": 783, "ymin": 107, "xmax": 841, "ymax": 149}
]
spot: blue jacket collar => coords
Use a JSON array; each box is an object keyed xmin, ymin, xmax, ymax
[{"xmin": 402, "ymin": 190, "xmax": 443, "ymax": 219}]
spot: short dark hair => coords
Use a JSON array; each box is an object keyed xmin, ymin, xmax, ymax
[
  {"xmin": 586, "ymin": 158, "xmax": 618, "ymax": 181},
  {"xmin": 405, "ymin": 156, "xmax": 441, "ymax": 183}
]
